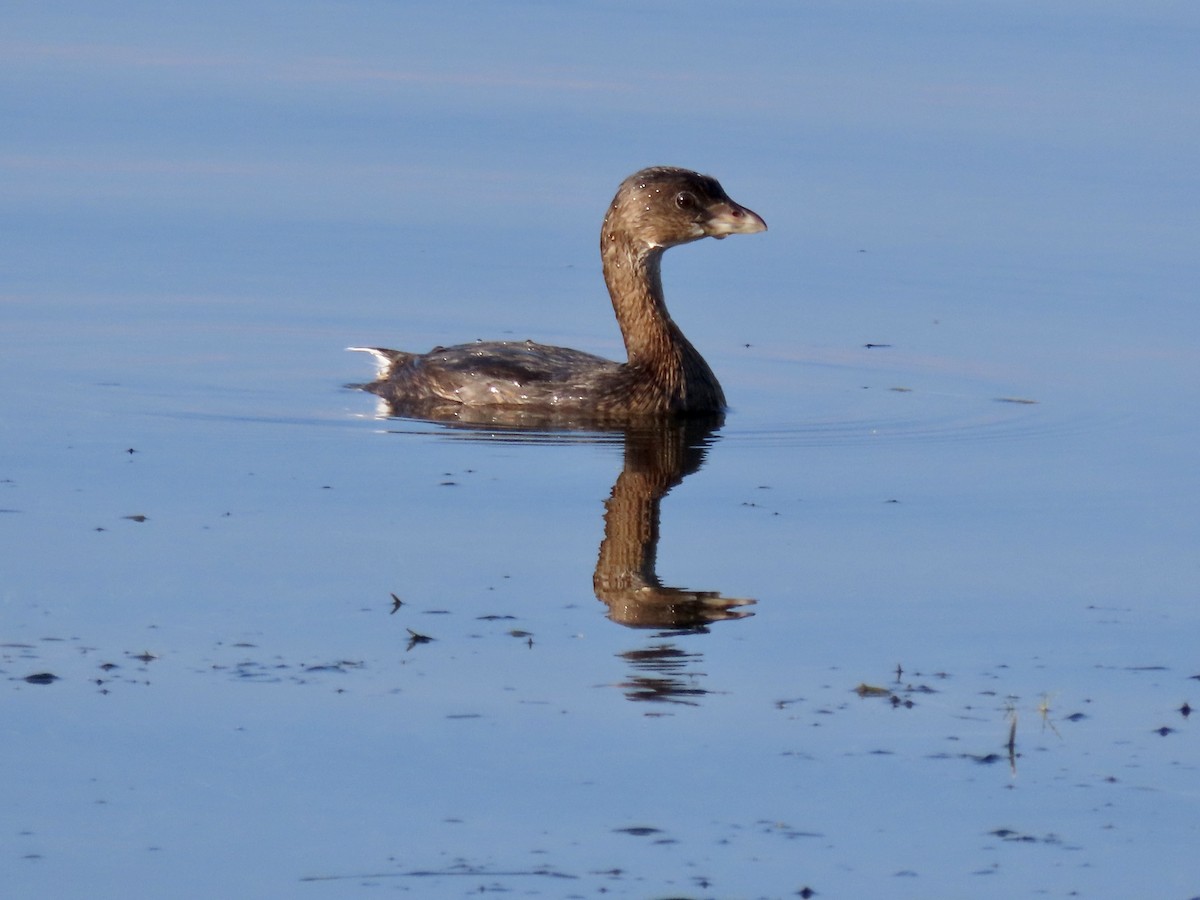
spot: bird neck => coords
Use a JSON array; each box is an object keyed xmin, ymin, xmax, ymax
[
  {"xmin": 602, "ymin": 238, "xmax": 672, "ymax": 361},
  {"xmin": 600, "ymin": 233, "xmax": 723, "ymax": 412}
]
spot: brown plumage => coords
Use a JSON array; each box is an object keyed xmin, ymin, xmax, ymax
[{"xmin": 352, "ymin": 166, "xmax": 766, "ymax": 421}]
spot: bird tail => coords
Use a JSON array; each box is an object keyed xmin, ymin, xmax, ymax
[{"xmin": 347, "ymin": 346, "xmax": 411, "ymax": 380}]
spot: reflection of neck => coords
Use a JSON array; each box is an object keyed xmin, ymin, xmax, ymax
[
  {"xmin": 592, "ymin": 423, "xmax": 753, "ymax": 629},
  {"xmin": 601, "ymin": 234, "xmax": 724, "ymax": 412},
  {"xmin": 593, "ymin": 459, "xmax": 671, "ymax": 601}
]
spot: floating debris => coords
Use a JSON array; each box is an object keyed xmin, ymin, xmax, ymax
[
  {"xmin": 304, "ymin": 661, "xmax": 364, "ymax": 674},
  {"xmin": 24, "ymin": 672, "xmax": 59, "ymax": 685},
  {"xmin": 406, "ymin": 628, "xmax": 434, "ymax": 651},
  {"xmin": 854, "ymin": 683, "xmax": 892, "ymax": 698},
  {"xmin": 301, "ymin": 863, "xmax": 576, "ymax": 882},
  {"xmin": 965, "ymin": 752, "xmax": 1005, "ymax": 765},
  {"xmin": 988, "ymin": 828, "xmax": 1063, "ymax": 845}
]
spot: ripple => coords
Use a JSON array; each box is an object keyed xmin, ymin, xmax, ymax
[
  {"xmin": 726, "ymin": 395, "xmax": 1065, "ymax": 448},
  {"xmin": 344, "ymin": 345, "xmax": 1126, "ymax": 448},
  {"xmin": 361, "ymin": 388, "xmax": 1102, "ymax": 450}
]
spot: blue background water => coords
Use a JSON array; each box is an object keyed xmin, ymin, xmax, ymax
[{"xmin": 3, "ymin": 3, "xmax": 1198, "ymax": 897}]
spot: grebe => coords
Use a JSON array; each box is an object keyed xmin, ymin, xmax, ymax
[{"xmin": 353, "ymin": 166, "xmax": 765, "ymax": 418}]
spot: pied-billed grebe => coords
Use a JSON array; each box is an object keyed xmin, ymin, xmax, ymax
[{"xmin": 353, "ymin": 166, "xmax": 766, "ymax": 417}]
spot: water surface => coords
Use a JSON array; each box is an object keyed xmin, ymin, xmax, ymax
[{"xmin": 3, "ymin": 3, "xmax": 1198, "ymax": 898}]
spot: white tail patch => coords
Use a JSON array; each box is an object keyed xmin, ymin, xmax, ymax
[{"xmin": 347, "ymin": 346, "xmax": 395, "ymax": 378}]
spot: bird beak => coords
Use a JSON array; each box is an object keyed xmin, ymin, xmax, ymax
[{"xmin": 704, "ymin": 199, "xmax": 768, "ymax": 239}]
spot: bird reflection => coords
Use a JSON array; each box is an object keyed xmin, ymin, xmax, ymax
[
  {"xmin": 593, "ymin": 416, "xmax": 753, "ymax": 706},
  {"xmin": 362, "ymin": 397, "xmax": 755, "ymax": 706},
  {"xmin": 593, "ymin": 416, "xmax": 755, "ymax": 629}
]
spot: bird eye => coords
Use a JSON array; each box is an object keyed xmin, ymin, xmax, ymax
[{"xmin": 675, "ymin": 191, "xmax": 697, "ymax": 210}]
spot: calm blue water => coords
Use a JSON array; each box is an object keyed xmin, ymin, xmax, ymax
[{"xmin": 3, "ymin": 3, "xmax": 1198, "ymax": 898}]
